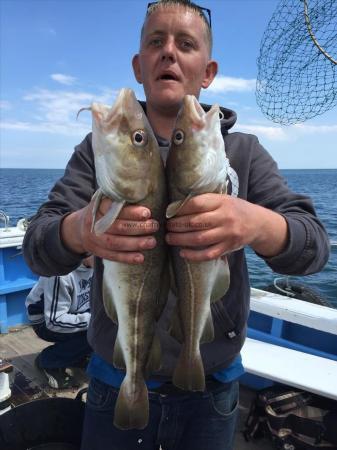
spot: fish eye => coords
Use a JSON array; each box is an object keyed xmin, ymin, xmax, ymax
[
  {"xmin": 173, "ymin": 129, "xmax": 184, "ymax": 145},
  {"xmin": 219, "ymin": 111, "xmax": 224, "ymax": 120},
  {"xmin": 132, "ymin": 130, "xmax": 148, "ymax": 147}
]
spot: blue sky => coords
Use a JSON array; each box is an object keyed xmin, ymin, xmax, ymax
[{"xmin": 1, "ymin": 0, "xmax": 336, "ymax": 169}]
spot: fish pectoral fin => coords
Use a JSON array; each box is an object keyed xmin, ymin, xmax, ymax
[
  {"xmin": 166, "ymin": 200, "xmax": 183, "ymax": 219},
  {"xmin": 200, "ymin": 310, "xmax": 215, "ymax": 344},
  {"xmin": 91, "ymin": 189, "xmax": 104, "ymax": 232},
  {"xmin": 145, "ymin": 334, "xmax": 161, "ymax": 376},
  {"xmin": 210, "ymin": 257, "xmax": 230, "ymax": 303},
  {"xmin": 169, "ymin": 306, "xmax": 184, "ymax": 343},
  {"xmin": 114, "ymin": 377, "xmax": 149, "ymax": 430},
  {"xmin": 94, "ymin": 200, "xmax": 126, "ymax": 235},
  {"xmin": 113, "ymin": 334, "xmax": 125, "ymax": 370},
  {"xmin": 166, "ymin": 194, "xmax": 193, "ymax": 219}
]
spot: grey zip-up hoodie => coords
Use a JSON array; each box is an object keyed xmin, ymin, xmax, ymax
[
  {"xmin": 25, "ymin": 264, "xmax": 93, "ymax": 333},
  {"xmin": 23, "ymin": 103, "xmax": 330, "ymax": 379}
]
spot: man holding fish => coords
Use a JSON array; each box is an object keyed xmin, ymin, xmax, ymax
[{"xmin": 23, "ymin": 1, "xmax": 330, "ymax": 449}]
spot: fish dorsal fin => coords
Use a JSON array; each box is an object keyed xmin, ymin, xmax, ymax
[
  {"xmin": 145, "ymin": 334, "xmax": 162, "ymax": 376},
  {"xmin": 102, "ymin": 275, "xmax": 118, "ymax": 324},
  {"xmin": 200, "ymin": 310, "xmax": 214, "ymax": 344},
  {"xmin": 103, "ymin": 275, "xmax": 125, "ymax": 370},
  {"xmin": 169, "ymin": 305, "xmax": 184, "ymax": 343},
  {"xmin": 113, "ymin": 334, "xmax": 126, "ymax": 370},
  {"xmin": 94, "ymin": 200, "xmax": 125, "ymax": 235},
  {"xmin": 210, "ymin": 256, "xmax": 230, "ymax": 303},
  {"xmin": 166, "ymin": 193, "xmax": 193, "ymax": 219}
]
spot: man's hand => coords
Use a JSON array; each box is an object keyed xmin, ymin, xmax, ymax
[
  {"xmin": 61, "ymin": 197, "xmax": 158, "ymax": 264},
  {"xmin": 165, "ymin": 193, "xmax": 288, "ymax": 262}
]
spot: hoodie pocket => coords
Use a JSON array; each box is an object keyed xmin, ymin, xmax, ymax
[{"xmin": 211, "ymin": 299, "xmax": 240, "ymax": 340}]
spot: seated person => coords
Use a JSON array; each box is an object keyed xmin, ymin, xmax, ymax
[{"xmin": 26, "ymin": 256, "xmax": 94, "ymax": 389}]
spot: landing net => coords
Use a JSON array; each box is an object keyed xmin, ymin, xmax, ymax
[{"xmin": 256, "ymin": 0, "xmax": 337, "ymax": 124}]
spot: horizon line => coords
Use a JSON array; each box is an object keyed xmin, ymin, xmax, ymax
[{"xmin": 2, "ymin": 166, "xmax": 337, "ymax": 171}]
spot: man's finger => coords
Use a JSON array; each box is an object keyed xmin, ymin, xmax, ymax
[
  {"xmin": 179, "ymin": 242, "xmax": 227, "ymax": 262},
  {"xmin": 166, "ymin": 228, "xmax": 222, "ymax": 248},
  {"xmin": 96, "ymin": 198, "xmax": 152, "ymax": 222},
  {"xmin": 170, "ymin": 193, "xmax": 221, "ymax": 217},
  {"xmin": 96, "ymin": 248, "xmax": 145, "ymax": 265},
  {"xmin": 166, "ymin": 211, "xmax": 217, "ymax": 233},
  {"xmin": 109, "ymin": 219, "xmax": 159, "ymax": 236},
  {"xmin": 99, "ymin": 234, "xmax": 157, "ymax": 252},
  {"xmin": 116, "ymin": 205, "xmax": 152, "ymax": 221}
]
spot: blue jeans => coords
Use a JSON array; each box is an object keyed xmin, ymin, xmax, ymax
[
  {"xmin": 81, "ymin": 377, "xmax": 239, "ymax": 450},
  {"xmin": 33, "ymin": 323, "xmax": 92, "ymax": 369}
]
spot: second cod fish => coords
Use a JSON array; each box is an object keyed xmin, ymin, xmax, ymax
[
  {"xmin": 166, "ymin": 95, "xmax": 238, "ymax": 392},
  {"xmin": 88, "ymin": 88, "xmax": 167, "ymax": 430}
]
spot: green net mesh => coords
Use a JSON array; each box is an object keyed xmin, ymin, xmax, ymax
[{"xmin": 256, "ymin": 0, "xmax": 337, "ymax": 125}]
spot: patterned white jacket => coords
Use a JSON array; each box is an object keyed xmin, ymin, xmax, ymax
[{"xmin": 26, "ymin": 264, "xmax": 93, "ymax": 333}]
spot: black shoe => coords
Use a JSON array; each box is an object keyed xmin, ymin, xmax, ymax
[
  {"xmin": 71, "ymin": 355, "xmax": 91, "ymax": 369},
  {"xmin": 35, "ymin": 356, "xmax": 79, "ymax": 389}
]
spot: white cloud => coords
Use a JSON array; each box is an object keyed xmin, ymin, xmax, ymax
[
  {"xmin": 293, "ymin": 123, "xmax": 337, "ymax": 134},
  {"xmin": 24, "ymin": 89, "xmax": 94, "ymax": 122},
  {"xmin": 51, "ymin": 73, "xmax": 77, "ymax": 85},
  {"xmin": 236, "ymin": 124, "xmax": 287, "ymax": 141},
  {"xmin": 1, "ymin": 120, "xmax": 89, "ymax": 136},
  {"xmin": 1, "ymin": 88, "xmax": 119, "ymax": 136},
  {"xmin": 1, "ymin": 121, "xmax": 34, "ymax": 131},
  {"xmin": 0, "ymin": 100, "xmax": 12, "ymax": 110},
  {"xmin": 208, "ymin": 75, "xmax": 256, "ymax": 93},
  {"xmin": 234, "ymin": 122, "xmax": 337, "ymax": 142}
]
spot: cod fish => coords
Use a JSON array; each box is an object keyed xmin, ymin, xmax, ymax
[
  {"xmin": 166, "ymin": 95, "xmax": 234, "ymax": 392},
  {"xmin": 88, "ymin": 89, "xmax": 167, "ymax": 430}
]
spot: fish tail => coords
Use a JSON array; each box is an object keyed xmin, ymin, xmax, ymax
[
  {"xmin": 173, "ymin": 345, "xmax": 205, "ymax": 392},
  {"xmin": 113, "ymin": 377, "xmax": 149, "ymax": 430}
]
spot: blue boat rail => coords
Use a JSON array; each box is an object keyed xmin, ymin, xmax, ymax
[
  {"xmin": 0, "ymin": 214, "xmax": 337, "ymax": 406},
  {"xmin": 242, "ymin": 287, "xmax": 337, "ymax": 400},
  {"xmin": 0, "ymin": 216, "xmax": 38, "ymax": 333},
  {"xmin": 1, "ymin": 215, "xmax": 336, "ymax": 332}
]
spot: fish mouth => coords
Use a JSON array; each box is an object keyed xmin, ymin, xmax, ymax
[
  {"xmin": 105, "ymin": 88, "xmax": 133, "ymax": 122},
  {"xmin": 183, "ymin": 95, "xmax": 205, "ymax": 130},
  {"xmin": 94, "ymin": 88, "xmax": 140, "ymax": 130}
]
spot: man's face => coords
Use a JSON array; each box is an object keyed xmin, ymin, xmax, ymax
[{"xmin": 133, "ymin": 6, "xmax": 217, "ymax": 113}]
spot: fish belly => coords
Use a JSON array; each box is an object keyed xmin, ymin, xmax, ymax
[
  {"xmin": 102, "ymin": 248, "xmax": 163, "ymax": 430},
  {"xmin": 171, "ymin": 248, "xmax": 218, "ymax": 391}
]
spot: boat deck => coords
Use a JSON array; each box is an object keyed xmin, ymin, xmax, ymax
[{"xmin": 0, "ymin": 326, "xmax": 272, "ymax": 449}]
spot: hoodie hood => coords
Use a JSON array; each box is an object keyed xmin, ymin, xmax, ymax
[{"xmin": 139, "ymin": 100, "xmax": 237, "ymax": 136}]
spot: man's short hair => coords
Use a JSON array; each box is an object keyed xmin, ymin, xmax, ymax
[{"xmin": 141, "ymin": 0, "xmax": 213, "ymax": 56}]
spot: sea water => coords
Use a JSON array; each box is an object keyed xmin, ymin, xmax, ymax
[{"xmin": 1, "ymin": 168, "xmax": 336, "ymax": 306}]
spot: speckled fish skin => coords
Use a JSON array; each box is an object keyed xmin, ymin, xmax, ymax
[
  {"xmin": 166, "ymin": 95, "xmax": 230, "ymax": 392},
  {"xmin": 90, "ymin": 88, "xmax": 167, "ymax": 430}
]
